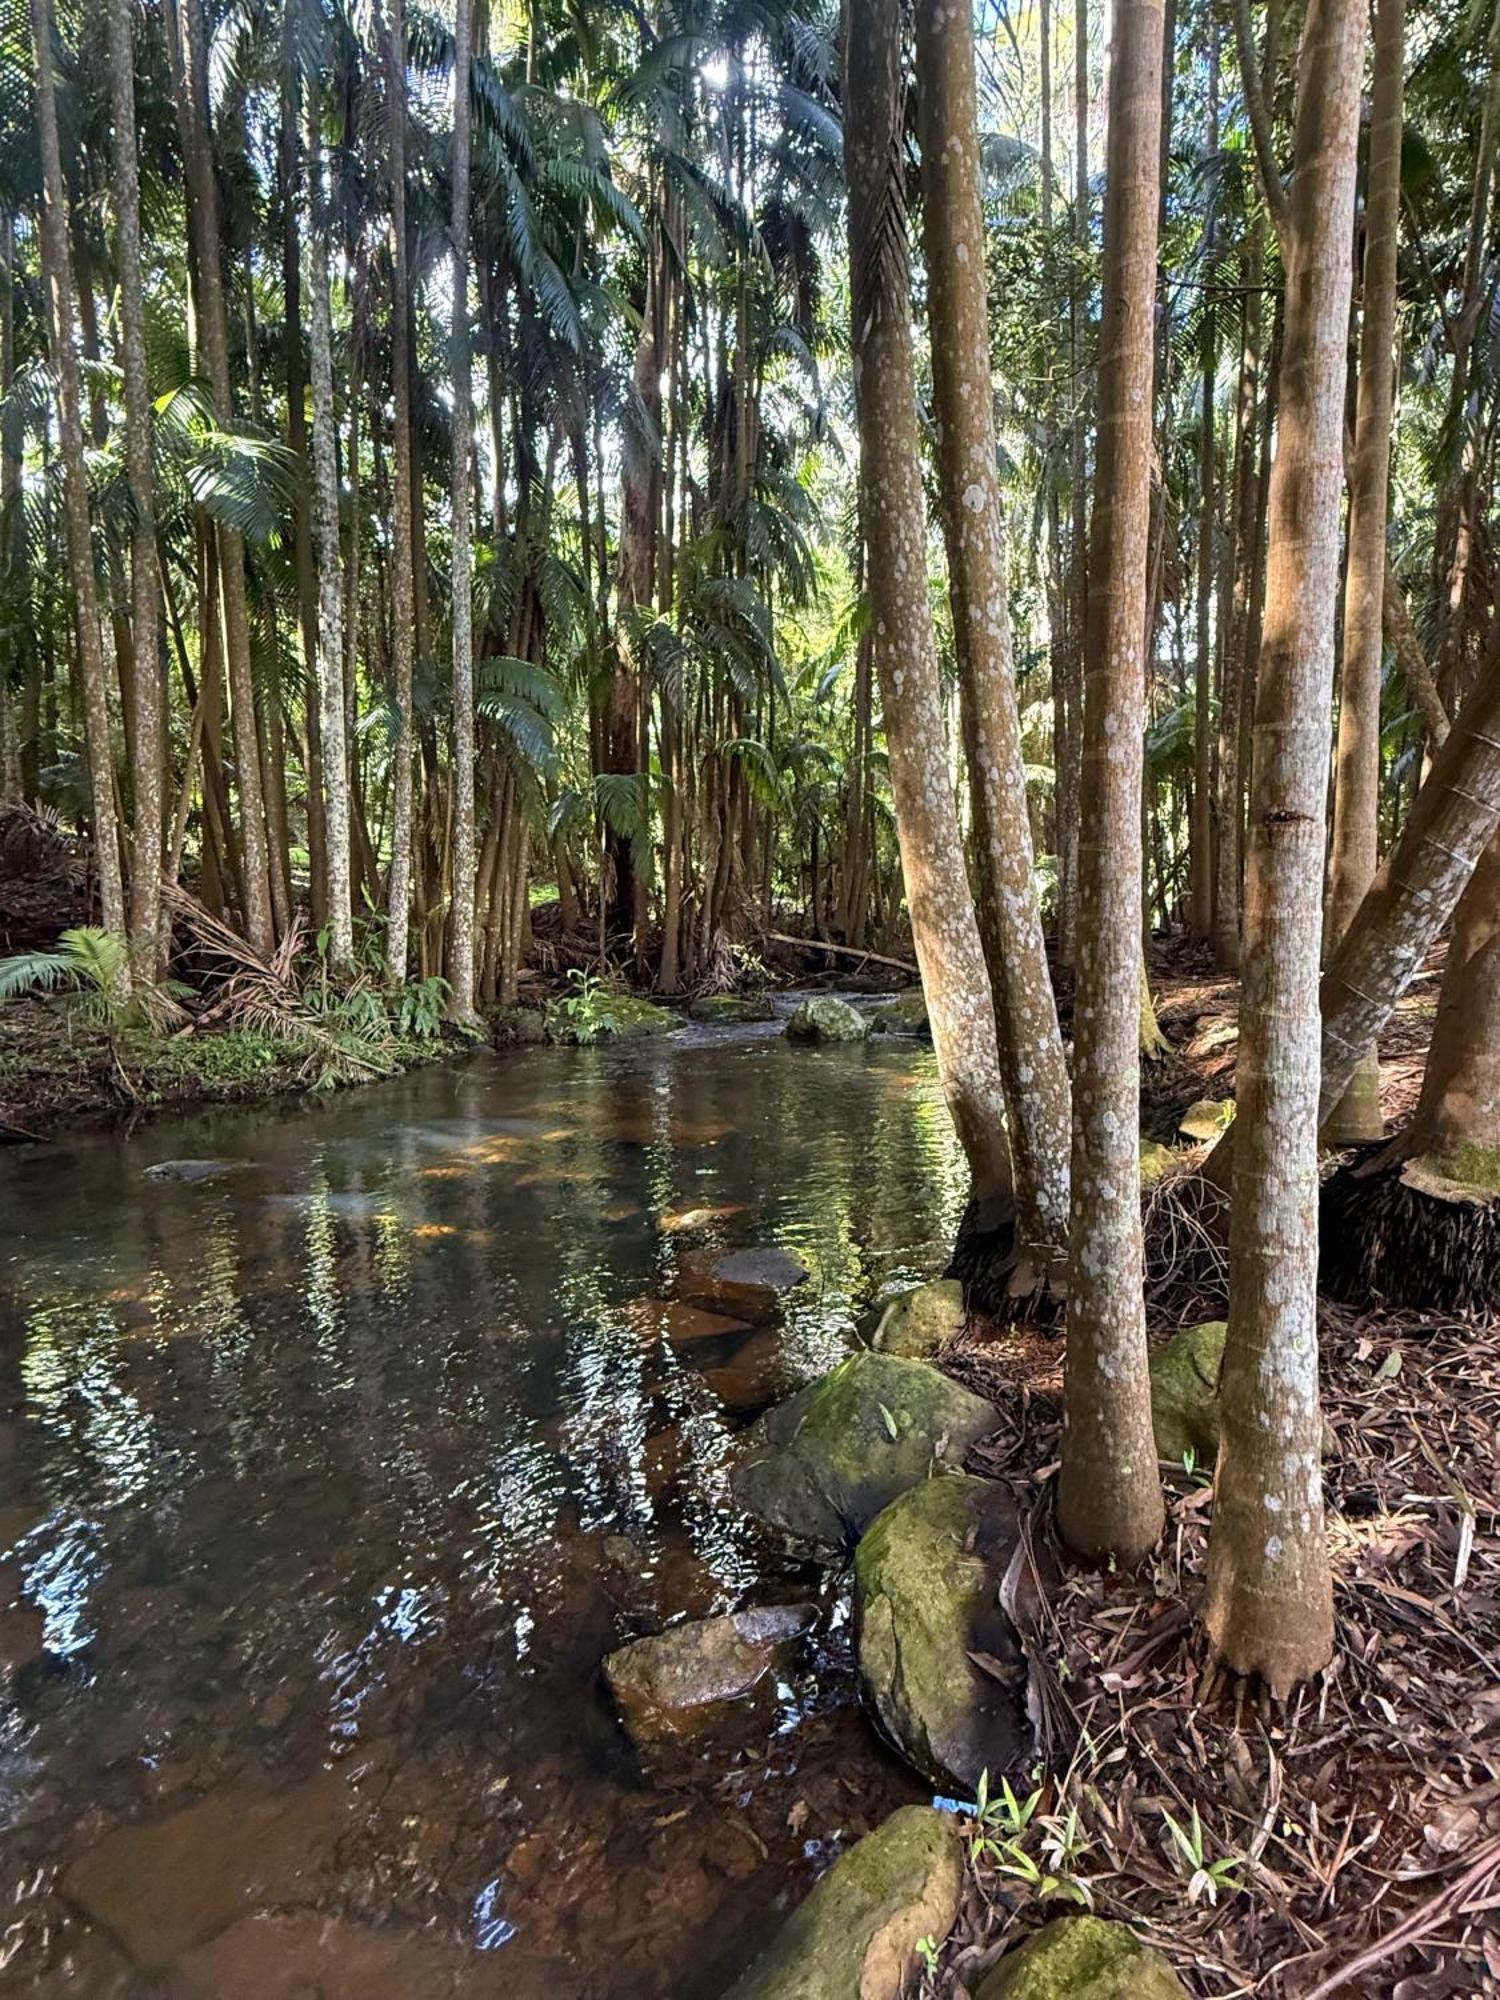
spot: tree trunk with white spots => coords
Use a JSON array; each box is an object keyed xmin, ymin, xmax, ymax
[
  {"xmin": 1204, "ymin": 0, "xmax": 1366, "ymax": 1692},
  {"xmin": 304, "ymin": 100, "xmax": 353, "ymax": 969},
  {"xmin": 108, "ymin": 0, "xmax": 165, "ymax": 981},
  {"xmin": 1056, "ymin": 0, "xmax": 1166, "ymax": 1567},
  {"xmin": 1324, "ymin": 0, "xmax": 1404, "ymax": 1144},
  {"xmin": 32, "ymin": 0, "xmax": 130, "ymax": 964},
  {"xmin": 448, "ymin": 0, "xmax": 479, "ymax": 1024},
  {"xmin": 844, "ymin": 0, "xmax": 1013, "ymax": 1211},
  {"xmin": 384, "ymin": 0, "xmax": 416, "ymax": 984},
  {"xmin": 914, "ymin": 0, "xmax": 1072, "ymax": 1276}
]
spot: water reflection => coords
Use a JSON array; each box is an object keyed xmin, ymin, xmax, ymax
[{"xmin": 0, "ymin": 1018, "xmax": 965, "ymax": 1996}]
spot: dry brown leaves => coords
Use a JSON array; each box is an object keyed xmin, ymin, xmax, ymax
[{"xmin": 936, "ymin": 1305, "xmax": 1500, "ymax": 1998}]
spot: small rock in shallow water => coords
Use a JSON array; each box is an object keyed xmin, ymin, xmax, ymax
[
  {"xmin": 143, "ymin": 1159, "xmax": 243, "ymax": 1183},
  {"xmin": 688, "ymin": 993, "xmax": 776, "ymax": 1023},
  {"xmin": 854, "ymin": 1472, "xmax": 1023, "ymax": 1791},
  {"xmin": 725, "ymin": 1804, "xmax": 962, "ymax": 2000},
  {"xmin": 712, "ymin": 1247, "xmax": 809, "ymax": 1290},
  {"xmin": 785, "ymin": 996, "xmax": 869, "ymax": 1044},
  {"xmin": 732, "ymin": 1353, "xmax": 998, "ymax": 1551},
  {"xmin": 604, "ymin": 1604, "xmax": 816, "ymax": 1742},
  {"xmin": 869, "ymin": 988, "xmax": 930, "ymax": 1038},
  {"xmin": 973, "ymin": 1914, "xmax": 1188, "ymax": 1999}
]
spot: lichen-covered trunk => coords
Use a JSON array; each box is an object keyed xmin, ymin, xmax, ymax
[
  {"xmin": 1324, "ymin": 0, "xmax": 1404, "ymax": 1144},
  {"xmin": 1204, "ymin": 0, "xmax": 1365, "ymax": 1693},
  {"xmin": 843, "ymin": 0, "xmax": 1012, "ymax": 1210},
  {"xmin": 384, "ymin": 0, "xmax": 416, "ymax": 984},
  {"xmin": 304, "ymin": 106, "xmax": 353, "ymax": 969},
  {"xmin": 1056, "ymin": 0, "xmax": 1166, "ymax": 1567},
  {"xmin": 1402, "ymin": 831, "xmax": 1500, "ymax": 1169},
  {"xmin": 32, "ymin": 0, "xmax": 129, "ymax": 959},
  {"xmin": 447, "ymin": 0, "xmax": 479, "ymax": 1024},
  {"xmin": 914, "ymin": 0, "xmax": 1072, "ymax": 1273},
  {"xmin": 108, "ymin": 0, "xmax": 164, "ymax": 981},
  {"xmin": 1190, "ymin": 29, "xmax": 1219, "ymax": 946}
]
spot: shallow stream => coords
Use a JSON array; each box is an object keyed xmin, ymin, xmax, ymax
[{"xmin": 0, "ymin": 1004, "xmax": 967, "ymax": 1996}]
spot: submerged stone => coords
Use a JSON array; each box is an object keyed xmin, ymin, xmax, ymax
[
  {"xmin": 170, "ymin": 1910, "xmax": 522, "ymax": 1999},
  {"xmin": 689, "ymin": 992, "xmax": 776, "ymax": 1023},
  {"xmin": 142, "ymin": 1159, "xmax": 244, "ymax": 1183},
  {"xmin": 604, "ymin": 1604, "xmax": 815, "ymax": 1743},
  {"xmin": 871, "ymin": 1278, "xmax": 964, "ymax": 1358},
  {"xmin": 725, "ymin": 1804, "xmax": 962, "ymax": 2000},
  {"xmin": 732, "ymin": 1353, "xmax": 997, "ymax": 1551},
  {"xmin": 973, "ymin": 1915, "xmax": 1187, "ymax": 2000},
  {"xmin": 1148, "ymin": 1320, "xmax": 1227, "ymax": 1464},
  {"xmin": 785, "ymin": 997, "xmax": 869, "ymax": 1044},
  {"xmin": 854, "ymin": 1472, "xmax": 1023, "ymax": 1790},
  {"xmin": 713, "ymin": 1247, "xmax": 809, "ymax": 1291},
  {"xmin": 869, "ymin": 988, "xmax": 931, "ymax": 1037},
  {"xmin": 490, "ymin": 1003, "xmax": 549, "ymax": 1045}
]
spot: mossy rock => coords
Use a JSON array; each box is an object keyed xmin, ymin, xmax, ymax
[
  {"xmin": 548, "ymin": 994, "xmax": 680, "ymax": 1044},
  {"xmin": 974, "ymin": 1916, "xmax": 1187, "ymax": 2000},
  {"xmin": 785, "ymin": 996, "xmax": 869, "ymax": 1044},
  {"xmin": 490, "ymin": 1004, "xmax": 548, "ymax": 1046},
  {"xmin": 870, "ymin": 989, "xmax": 931, "ymax": 1038},
  {"xmin": 1403, "ymin": 1147, "xmax": 1500, "ymax": 1205},
  {"xmin": 1178, "ymin": 1097, "xmax": 1235, "ymax": 1142},
  {"xmin": 1149, "ymin": 1321, "xmax": 1226, "ymax": 1464},
  {"xmin": 1139, "ymin": 1139, "xmax": 1177, "ymax": 1187},
  {"xmin": 688, "ymin": 992, "xmax": 776, "ymax": 1023},
  {"xmin": 854, "ymin": 1473, "xmax": 1023, "ymax": 1790},
  {"xmin": 871, "ymin": 1279, "xmax": 965, "ymax": 1359},
  {"xmin": 726, "ymin": 1805, "xmax": 962, "ymax": 2000},
  {"xmin": 732, "ymin": 1353, "xmax": 998, "ymax": 1551}
]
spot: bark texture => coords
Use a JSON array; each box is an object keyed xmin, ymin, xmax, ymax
[
  {"xmin": 1057, "ymin": 0, "xmax": 1166, "ymax": 1566},
  {"xmin": 1405, "ymin": 831, "xmax": 1500, "ymax": 1164},
  {"xmin": 1324, "ymin": 0, "xmax": 1404, "ymax": 1143},
  {"xmin": 844, "ymin": 0, "xmax": 1013, "ymax": 1209},
  {"xmin": 915, "ymin": 0, "xmax": 1072, "ymax": 1273},
  {"xmin": 32, "ymin": 0, "xmax": 129, "ymax": 955},
  {"xmin": 448, "ymin": 0, "xmax": 479, "ymax": 1022},
  {"xmin": 108, "ymin": 0, "xmax": 165, "ymax": 979},
  {"xmin": 1204, "ymin": 0, "xmax": 1365, "ymax": 1693},
  {"xmin": 305, "ymin": 102, "xmax": 353, "ymax": 967},
  {"xmin": 384, "ymin": 0, "xmax": 416, "ymax": 982}
]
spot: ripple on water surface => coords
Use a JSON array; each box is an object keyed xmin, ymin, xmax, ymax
[{"xmin": 0, "ymin": 1024, "xmax": 967, "ymax": 1997}]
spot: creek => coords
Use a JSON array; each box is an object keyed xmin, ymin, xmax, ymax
[{"xmin": 0, "ymin": 1003, "xmax": 967, "ymax": 1997}]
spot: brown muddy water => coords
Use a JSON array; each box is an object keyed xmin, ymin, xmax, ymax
[{"xmin": 0, "ymin": 1005, "xmax": 969, "ymax": 1998}]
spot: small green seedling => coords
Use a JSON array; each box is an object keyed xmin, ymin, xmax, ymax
[{"xmin": 1162, "ymin": 1804, "xmax": 1242, "ymax": 1906}]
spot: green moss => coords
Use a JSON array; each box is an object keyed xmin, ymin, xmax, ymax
[
  {"xmin": 785, "ymin": 996, "xmax": 868, "ymax": 1044},
  {"xmin": 871, "ymin": 1279, "xmax": 964, "ymax": 1358},
  {"xmin": 727, "ymin": 1806, "xmax": 962, "ymax": 2000},
  {"xmin": 974, "ymin": 1916, "xmax": 1186, "ymax": 2000},
  {"xmin": 689, "ymin": 993, "xmax": 776, "ymax": 1023},
  {"xmin": 1149, "ymin": 1321, "xmax": 1227, "ymax": 1464},
  {"xmin": 870, "ymin": 989, "xmax": 930, "ymax": 1037},
  {"xmin": 1434, "ymin": 1142, "xmax": 1500, "ymax": 1195}
]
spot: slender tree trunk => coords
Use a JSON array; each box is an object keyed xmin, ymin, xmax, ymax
[
  {"xmin": 1190, "ymin": 29, "xmax": 1220, "ymax": 943},
  {"xmin": 108, "ymin": 0, "xmax": 164, "ymax": 979},
  {"xmin": 1056, "ymin": 0, "xmax": 1166, "ymax": 1567},
  {"xmin": 32, "ymin": 0, "xmax": 129, "ymax": 960},
  {"xmin": 1324, "ymin": 0, "xmax": 1404, "ymax": 1143},
  {"xmin": 305, "ymin": 97, "xmax": 353, "ymax": 966},
  {"xmin": 1398, "ymin": 831, "xmax": 1500, "ymax": 1168},
  {"xmin": 843, "ymin": 0, "xmax": 1013, "ymax": 1209},
  {"xmin": 1057, "ymin": 0, "xmax": 1090, "ymax": 968},
  {"xmin": 0, "ymin": 213, "xmax": 22, "ymax": 804},
  {"xmin": 384, "ymin": 0, "xmax": 415, "ymax": 982},
  {"xmin": 1204, "ymin": 0, "xmax": 1365, "ymax": 1693},
  {"xmin": 915, "ymin": 0, "xmax": 1072, "ymax": 1275},
  {"xmin": 448, "ymin": 0, "xmax": 479, "ymax": 1022},
  {"xmin": 169, "ymin": 0, "xmax": 276, "ymax": 953}
]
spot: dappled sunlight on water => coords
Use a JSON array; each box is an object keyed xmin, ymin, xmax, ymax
[{"xmin": 0, "ymin": 1018, "xmax": 966, "ymax": 1996}]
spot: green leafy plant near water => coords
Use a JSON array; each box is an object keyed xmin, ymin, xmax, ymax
[
  {"xmin": 546, "ymin": 968, "xmax": 612, "ymax": 1045},
  {"xmin": 963, "ymin": 1770, "xmax": 1094, "ymax": 1909}
]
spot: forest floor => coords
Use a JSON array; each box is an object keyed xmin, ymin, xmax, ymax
[{"xmin": 935, "ymin": 944, "xmax": 1500, "ymax": 2000}]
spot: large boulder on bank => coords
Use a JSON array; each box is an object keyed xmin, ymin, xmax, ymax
[
  {"xmin": 604, "ymin": 1604, "xmax": 816, "ymax": 1744},
  {"xmin": 854, "ymin": 1473, "xmax": 1023, "ymax": 1790},
  {"xmin": 689, "ymin": 992, "xmax": 776, "ymax": 1023},
  {"xmin": 870, "ymin": 989, "xmax": 930, "ymax": 1038},
  {"xmin": 726, "ymin": 1805, "xmax": 962, "ymax": 2000},
  {"xmin": 871, "ymin": 1279, "xmax": 965, "ymax": 1359},
  {"xmin": 974, "ymin": 1916, "xmax": 1187, "ymax": 2000},
  {"xmin": 785, "ymin": 997, "xmax": 869, "ymax": 1044},
  {"xmin": 732, "ymin": 1354, "xmax": 998, "ymax": 1551},
  {"xmin": 1148, "ymin": 1321, "xmax": 1226, "ymax": 1465},
  {"xmin": 548, "ymin": 993, "xmax": 680, "ymax": 1044},
  {"xmin": 1178, "ymin": 1097, "xmax": 1234, "ymax": 1143}
]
